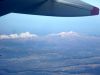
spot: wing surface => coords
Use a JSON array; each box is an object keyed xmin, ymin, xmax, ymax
[{"xmin": 32, "ymin": 0, "xmax": 99, "ymax": 17}]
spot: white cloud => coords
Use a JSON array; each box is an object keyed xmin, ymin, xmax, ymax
[
  {"xmin": 46, "ymin": 31, "xmax": 100, "ymax": 40},
  {"xmin": 18, "ymin": 32, "xmax": 38, "ymax": 39},
  {"xmin": 47, "ymin": 31, "xmax": 79, "ymax": 37},
  {"xmin": 57, "ymin": 31, "xmax": 80, "ymax": 37},
  {"xmin": 0, "ymin": 32, "xmax": 38, "ymax": 40},
  {"xmin": 0, "ymin": 31, "xmax": 100, "ymax": 41}
]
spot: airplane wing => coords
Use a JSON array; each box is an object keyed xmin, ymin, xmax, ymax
[
  {"xmin": 32, "ymin": 0, "xmax": 99, "ymax": 17},
  {"xmin": 0, "ymin": 0, "xmax": 99, "ymax": 17}
]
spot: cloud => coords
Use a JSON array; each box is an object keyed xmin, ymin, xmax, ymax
[
  {"xmin": 45, "ymin": 31, "xmax": 100, "ymax": 41},
  {"xmin": 47, "ymin": 31, "xmax": 80, "ymax": 38},
  {"xmin": 58, "ymin": 31, "xmax": 79, "ymax": 36},
  {"xmin": 0, "ymin": 32, "xmax": 38, "ymax": 40},
  {"xmin": 0, "ymin": 31, "xmax": 100, "ymax": 41},
  {"xmin": 0, "ymin": 32, "xmax": 100, "ymax": 75}
]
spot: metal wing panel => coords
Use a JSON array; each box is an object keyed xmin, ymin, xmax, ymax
[
  {"xmin": 56, "ymin": 0, "xmax": 93, "ymax": 10},
  {"xmin": 33, "ymin": 0, "xmax": 99, "ymax": 17}
]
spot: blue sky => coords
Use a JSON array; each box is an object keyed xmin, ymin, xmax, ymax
[{"xmin": 0, "ymin": 0, "xmax": 100, "ymax": 36}]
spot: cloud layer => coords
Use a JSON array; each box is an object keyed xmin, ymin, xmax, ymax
[
  {"xmin": 0, "ymin": 31, "xmax": 100, "ymax": 41},
  {"xmin": 1, "ymin": 32, "xmax": 100, "ymax": 75}
]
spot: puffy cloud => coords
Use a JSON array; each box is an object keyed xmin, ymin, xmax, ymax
[
  {"xmin": 0, "ymin": 31, "xmax": 100, "ymax": 41},
  {"xmin": 46, "ymin": 31, "xmax": 100, "ymax": 41},
  {"xmin": 48, "ymin": 31, "xmax": 80, "ymax": 38},
  {"xmin": 18, "ymin": 32, "xmax": 38, "ymax": 39},
  {"xmin": 0, "ymin": 32, "xmax": 38, "ymax": 40},
  {"xmin": 0, "ymin": 35, "xmax": 10, "ymax": 39},
  {"xmin": 58, "ymin": 31, "xmax": 79, "ymax": 36}
]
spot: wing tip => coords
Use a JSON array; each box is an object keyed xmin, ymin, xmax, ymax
[{"xmin": 91, "ymin": 7, "xmax": 99, "ymax": 15}]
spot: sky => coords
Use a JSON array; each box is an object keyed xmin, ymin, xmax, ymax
[{"xmin": 0, "ymin": 0, "xmax": 100, "ymax": 36}]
